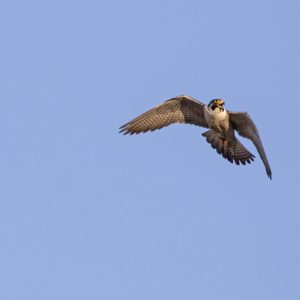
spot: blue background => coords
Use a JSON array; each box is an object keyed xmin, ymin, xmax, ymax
[{"xmin": 1, "ymin": 0, "xmax": 300, "ymax": 299}]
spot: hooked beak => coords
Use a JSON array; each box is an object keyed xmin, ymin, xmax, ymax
[{"xmin": 217, "ymin": 100, "xmax": 225, "ymax": 106}]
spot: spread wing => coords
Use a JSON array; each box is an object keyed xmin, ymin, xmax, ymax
[
  {"xmin": 119, "ymin": 95, "xmax": 208, "ymax": 134},
  {"xmin": 229, "ymin": 111, "xmax": 272, "ymax": 179}
]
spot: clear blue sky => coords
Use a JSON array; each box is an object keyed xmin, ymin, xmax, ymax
[{"xmin": 1, "ymin": 0, "xmax": 300, "ymax": 299}]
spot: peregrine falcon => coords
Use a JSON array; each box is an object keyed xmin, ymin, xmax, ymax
[{"xmin": 119, "ymin": 95, "xmax": 272, "ymax": 179}]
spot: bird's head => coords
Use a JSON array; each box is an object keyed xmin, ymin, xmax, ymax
[{"xmin": 208, "ymin": 99, "xmax": 225, "ymax": 111}]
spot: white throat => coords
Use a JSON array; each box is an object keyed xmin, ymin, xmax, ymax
[
  {"xmin": 204, "ymin": 105, "xmax": 227, "ymax": 125},
  {"xmin": 206, "ymin": 105, "xmax": 226, "ymax": 115}
]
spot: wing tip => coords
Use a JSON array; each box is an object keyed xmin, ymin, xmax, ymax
[
  {"xmin": 119, "ymin": 125, "xmax": 148, "ymax": 135},
  {"xmin": 119, "ymin": 125, "xmax": 133, "ymax": 135},
  {"xmin": 119, "ymin": 125, "xmax": 127, "ymax": 134}
]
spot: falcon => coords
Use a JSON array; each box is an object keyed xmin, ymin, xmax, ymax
[{"xmin": 119, "ymin": 95, "xmax": 272, "ymax": 179}]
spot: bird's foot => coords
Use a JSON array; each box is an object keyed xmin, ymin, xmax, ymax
[{"xmin": 222, "ymin": 139, "xmax": 229, "ymax": 158}]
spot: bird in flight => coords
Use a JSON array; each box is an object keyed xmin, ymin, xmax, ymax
[{"xmin": 119, "ymin": 95, "xmax": 272, "ymax": 179}]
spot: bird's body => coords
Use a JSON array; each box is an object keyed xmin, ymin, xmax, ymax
[
  {"xmin": 204, "ymin": 104, "xmax": 230, "ymax": 139},
  {"xmin": 120, "ymin": 95, "xmax": 272, "ymax": 179}
]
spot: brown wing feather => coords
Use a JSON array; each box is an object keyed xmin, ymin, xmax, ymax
[
  {"xmin": 229, "ymin": 111, "xmax": 272, "ymax": 179},
  {"xmin": 119, "ymin": 95, "xmax": 208, "ymax": 135}
]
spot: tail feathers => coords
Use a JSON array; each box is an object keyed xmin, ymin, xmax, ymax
[{"xmin": 202, "ymin": 130, "xmax": 255, "ymax": 165}]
